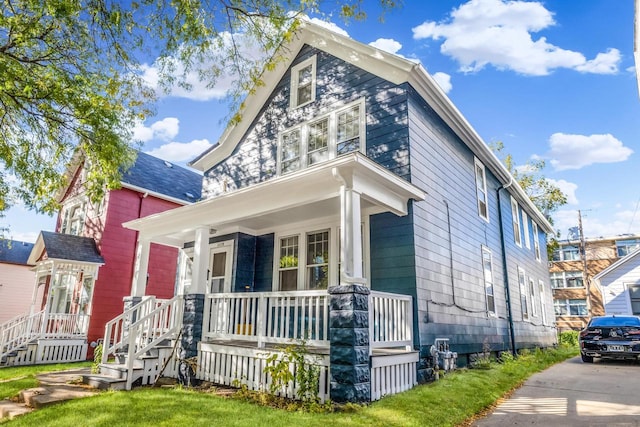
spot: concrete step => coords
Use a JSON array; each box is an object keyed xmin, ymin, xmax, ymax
[
  {"xmin": 82, "ymin": 374, "xmax": 128, "ymax": 391},
  {"xmin": 0, "ymin": 399, "xmax": 33, "ymax": 420},
  {"xmin": 20, "ymin": 385, "xmax": 96, "ymax": 409}
]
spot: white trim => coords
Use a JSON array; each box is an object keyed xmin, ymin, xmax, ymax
[
  {"xmin": 208, "ymin": 240, "xmax": 234, "ymax": 293},
  {"xmin": 517, "ymin": 266, "xmax": 528, "ymax": 320},
  {"xmin": 481, "ymin": 245, "xmax": 496, "ymax": 316},
  {"xmin": 533, "ymin": 222, "xmax": 541, "ymax": 262},
  {"xmin": 522, "ymin": 211, "xmax": 531, "ymax": 249},
  {"xmin": 289, "ymin": 55, "xmax": 317, "ymax": 109},
  {"xmin": 474, "ymin": 158, "xmax": 489, "ymax": 223},
  {"xmin": 529, "ymin": 276, "xmax": 538, "ymax": 317},
  {"xmin": 539, "ymin": 279, "xmax": 547, "ymax": 325}
]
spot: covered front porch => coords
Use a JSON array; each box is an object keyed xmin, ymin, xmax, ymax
[{"xmin": 108, "ymin": 153, "xmax": 426, "ymax": 402}]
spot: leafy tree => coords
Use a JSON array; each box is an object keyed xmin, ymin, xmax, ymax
[
  {"xmin": 0, "ymin": 0, "xmax": 398, "ymax": 222},
  {"xmin": 491, "ymin": 142, "xmax": 567, "ymax": 259}
]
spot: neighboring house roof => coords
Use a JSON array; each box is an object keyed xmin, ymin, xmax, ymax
[
  {"xmin": 121, "ymin": 151, "xmax": 202, "ymax": 204},
  {"xmin": 188, "ymin": 21, "xmax": 553, "ymax": 234},
  {"xmin": 0, "ymin": 239, "xmax": 35, "ymax": 266},
  {"xmin": 27, "ymin": 231, "xmax": 105, "ymax": 265},
  {"xmin": 593, "ymin": 247, "xmax": 640, "ymax": 284}
]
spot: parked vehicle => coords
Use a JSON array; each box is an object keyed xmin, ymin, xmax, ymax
[{"xmin": 579, "ymin": 315, "xmax": 640, "ymax": 363}]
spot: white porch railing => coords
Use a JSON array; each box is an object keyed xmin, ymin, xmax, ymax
[
  {"xmin": 42, "ymin": 314, "xmax": 89, "ymax": 339},
  {"xmin": 203, "ymin": 290, "xmax": 330, "ymax": 348},
  {"xmin": 202, "ymin": 289, "xmax": 413, "ymax": 351},
  {"xmin": 0, "ymin": 311, "xmax": 44, "ymax": 359},
  {"xmin": 102, "ymin": 296, "xmax": 170, "ymax": 363},
  {"xmin": 369, "ymin": 291, "xmax": 413, "ymax": 351}
]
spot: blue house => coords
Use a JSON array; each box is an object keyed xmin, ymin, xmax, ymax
[{"xmin": 94, "ymin": 22, "xmax": 556, "ymax": 402}]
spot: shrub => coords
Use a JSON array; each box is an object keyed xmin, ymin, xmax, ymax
[{"xmin": 558, "ymin": 330, "xmax": 579, "ymax": 348}]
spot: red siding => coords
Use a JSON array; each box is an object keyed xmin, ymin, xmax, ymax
[{"xmin": 86, "ymin": 189, "xmax": 181, "ymax": 355}]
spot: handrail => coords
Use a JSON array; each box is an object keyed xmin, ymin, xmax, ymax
[
  {"xmin": 369, "ymin": 291, "xmax": 413, "ymax": 351},
  {"xmin": 0, "ymin": 310, "xmax": 45, "ymax": 359},
  {"xmin": 102, "ymin": 296, "xmax": 167, "ymax": 364},
  {"xmin": 125, "ymin": 295, "xmax": 183, "ymax": 390}
]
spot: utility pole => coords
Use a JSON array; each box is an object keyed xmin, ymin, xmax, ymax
[{"xmin": 578, "ymin": 210, "xmax": 590, "ymax": 315}]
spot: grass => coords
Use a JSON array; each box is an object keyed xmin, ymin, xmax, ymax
[
  {"xmin": 0, "ymin": 362, "xmax": 92, "ymax": 400},
  {"xmin": 0, "ymin": 345, "xmax": 577, "ymax": 426}
]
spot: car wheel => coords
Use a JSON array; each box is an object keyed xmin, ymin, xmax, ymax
[{"xmin": 581, "ymin": 353, "xmax": 594, "ymax": 363}]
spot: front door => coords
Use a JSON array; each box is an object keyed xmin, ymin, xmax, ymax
[{"xmin": 209, "ymin": 241, "xmax": 233, "ymax": 294}]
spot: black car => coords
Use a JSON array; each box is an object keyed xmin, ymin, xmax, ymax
[{"xmin": 579, "ymin": 315, "xmax": 640, "ymax": 363}]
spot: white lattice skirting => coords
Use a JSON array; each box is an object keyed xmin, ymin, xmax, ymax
[{"xmin": 3, "ymin": 339, "xmax": 88, "ymax": 366}]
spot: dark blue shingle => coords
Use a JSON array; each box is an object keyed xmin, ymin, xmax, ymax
[
  {"xmin": 0, "ymin": 239, "xmax": 35, "ymax": 265},
  {"xmin": 39, "ymin": 231, "xmax": 104, "ymax": 264}
]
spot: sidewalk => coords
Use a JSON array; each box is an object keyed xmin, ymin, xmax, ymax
[{"xmin": 0, "ymin": 368, "xmax": 97, "ymax": 420}]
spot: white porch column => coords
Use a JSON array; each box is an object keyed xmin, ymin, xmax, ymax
[
  {"xmin": 131, "ymin": 236, "xmax": 151, "ymax": 297},
  {"xmin": 340, "ymin": 185, "xmax": 367, "ymax": 285},
  {"xmin": 190, "ymin": 226, "xmax": 210, "ymax": 294}
]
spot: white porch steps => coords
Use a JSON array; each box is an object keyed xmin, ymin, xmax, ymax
[{"xmin": 82, "ymin": 342, "xmax": 176, "ymax": 390}]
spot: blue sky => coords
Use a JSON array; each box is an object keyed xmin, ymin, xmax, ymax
[{"xmin": 3, "ymin": 0, "xmax": 639, "ymax": 243}]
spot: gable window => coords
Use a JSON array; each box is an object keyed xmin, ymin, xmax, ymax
[
  {"xmin": 511, "ymin": 197, "xmax": 522, "ymax": 247},
  {"xmin": 518, "ymin": 267, "xmax": 528, "ymax": 319},
  {"xmin": 554, "ymin": 298, "xmax": 587, "ymax": 316},
  {"xmin": 532, "ymin": 222, "xmax": 541, "ymax": 262},
  {"xmin": 290, "ymin": 56, "xmax": 316, "ymax": 108},
  {"xmin": 281, "ymin": 129, "xmax": 301, "ymax": 174},
  {"xmin": 539, "ymin": 279, "xmax": 547, "ymax": 325},
  {"xmin": 61, "ymin": 201, "xmax": 86, "ymax": 236},
  {"xmin": 629, "ymin": 284, "xmax": 640, "ymax": 315},
  {"xmin": 550, "ymin": 271, "xmax": 583, "ymax": 288},
  {"xmin": 616, "ymin": 239, "xmax": 640, "ymax": 257},
  {"xmin": 522, "ymin": 211, "xmax": 531, "ymax": 249},
  {"xmin": 278, "ymin": 99, "xmax": 365, "ymax": 175},
  {"xmin": 481, "ymin": 246, "xmax": 495, "ymax": 315},
  {"xmin": 474, "ymin": 158, "xmax": 489, "ymax": 222}
]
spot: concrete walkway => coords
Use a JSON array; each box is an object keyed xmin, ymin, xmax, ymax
[{"xmin": 0, "ymin": 368, "xmax": 97, "ymax": 420}]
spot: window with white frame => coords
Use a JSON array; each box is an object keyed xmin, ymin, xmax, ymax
[
  {"xmin": 278, "ymin": 99, "xmax": 365, "ymax": 175},
  {"xmin": 511, "ymin": 197, "xmax": 522, "ymax": 247},
  {"xmin": 481, "ymin": 246, "xmax": 495, "ymax": 315},
  {"xmin": 554, "ymin": 298, "xmax": 587, "ymax": 316},
  {"xmin": 518, "ymin": 267, "xmax": 528, "ymax": 319},
  {"xmin": 275, "ymin": 222, "xmax": 369, "ymax": 291},
  {"xmin": 290, "ymin": 56, "xmax": 316, "ymax": 108},
  {"xmin": 529, "ymin": 277, "xmax": 537, "ymax": 316},
  {"xmin": 60, "ymin": 200, "xmax": 86, "ymax": 236},
  {"xmin": 533, "ymin": 222, "xmax": 541, "ymax": 262},
  {"xmin": 616, "ymin": 239, "xmax": 640, "ymax": 257},
  {"xmin": 629, "ymin": 284, "xmax": 640, "ymax": 315},
  {"xmin": 550, "ymin": 271, "xmax": 584, "ymax": 288},
  {"xmin": 474, "ymin": 158, "xmax": 489, "ymax": 222},
  {"xmin": 522, "ymin": 211, "xmax": 531, "ymax": 249},
  {"xmin": 538, "ymin": 279, "xmax": 547, "ymax": 325},
  {"xmin": 552, "ymin": 245, "xmax": 580, "ymax": 261}
]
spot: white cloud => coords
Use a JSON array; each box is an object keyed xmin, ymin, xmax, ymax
[
  {"xmin": 411, "ymin": 0, "xmax": 620, "ymax": 76},
  {"xmin": 431, "ymin": 72, "xmax": 452, "ymax": 93},
  {"xmin": 145, "ymin": 139, "xmax": 213, "ymax": 163},
  {"xmin": 369, "ymin": 38, "xmax": 403, "ymax": 55},
  {"xmin": 547, "ymin": 178, "xmax": 578, "ymax": 205},
  {"xmin": 8, "ymin": 231, "xmax": 40, "ymax": 244},
  {"xmin": 553, "ymin": 207, "xmax": 640, "ymax": 239},
  {"xmin": 545, "ymin": 133, "xmax": 632, "ymax": 171},
  {"xmin": 133, "ymin": 117, "xmax": 180, "ymax": 143}
]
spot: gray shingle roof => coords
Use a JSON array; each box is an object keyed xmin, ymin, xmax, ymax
[
  {"xmin": 121, "ymin": 151, "xmax": 202, "ymax": 203},
  {"xmin": 35, "ymin": 231, "xmax": 104, "ymax": 264},
  {"xmin": 0, "ymin": 239, "xmax": 35, "ymax": 265}
]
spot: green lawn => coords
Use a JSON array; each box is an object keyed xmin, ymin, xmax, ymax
[
  {"xmin": 0, "ymin": 362, "xmax": 92, "ymax": 400},
  {"xmin": 0, "ymin": 346, "xmax": 577, "ymax": 427}
]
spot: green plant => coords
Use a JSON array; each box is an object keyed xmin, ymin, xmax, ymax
[
  {"xmin": 92, "ymin": 343, "xmax": 103, "ymax": 374},
  {"xmin": 558, "ymin": 330, "xmax": 579, "ymax": 348},
  {"xmin": 470, "ymin": 339, "xmax": 493, "ymax": 369},
  {"xmin": 263, "ymin": 341, "xmax": 321, "ymax": 404}
]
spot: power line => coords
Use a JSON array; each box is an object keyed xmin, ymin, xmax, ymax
[{"xmin": 627, "ymin": 196, "xmax": 640, "ymax": 234}]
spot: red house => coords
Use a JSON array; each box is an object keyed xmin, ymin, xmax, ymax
[{"xmin": 0, "ymin": 152, "xmax": 202, "ymax": 365}]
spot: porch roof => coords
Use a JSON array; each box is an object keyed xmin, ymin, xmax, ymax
[
  {"xmin": 123, "ymin": 153, "xmax": 426, "ymax": 246},
  {"xmin": 27, "ymin": 231, "xmax": 105, "ymax": 266}
]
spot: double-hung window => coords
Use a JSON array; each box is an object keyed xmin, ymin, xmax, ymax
[
  {"xmin": 518, "ymin": 267, "xmax": 528, "ymax": 319},
  {"xmin": 533, "ymin": 222, "xmax": 541, "ymax": 261},
  {"xmin": 474, "ymin": 158, "xmax": 489, "ymax": 222},
  {"xmin": 553, "ymin": 245, "xmax": 580, "ymax": 261},
  {"xmin": 522, "ymin": 211, "xmax": 531, "ymax": 249},
  {"xmin": 529, "ymin": 277, "xmax": 537, "ymax": 316},
  {"xmin": 306, "ymin": 230, "xmax": 330, "ymax": 289},
  {"xmin": 278, "ymin": 99, "xmax": 365, "ymax": 175},
  {"xmin": 290, "ymin": 56, "xmax": 316, "ymax": 108},
  {"xmin": 481, "ymin": 246, "xmax": 495, "ymax": 315},
  {"xmin": 511, "ymin": 197, "xmax": 522, "ymax": 247},
  {"xmin": 278, "ymin": 236, "xmax": 300, "ymax": 291},
  {"xmin": 550, "ymin": 271, "xmax": 583, "ymax": 288},
  {"xmin": 629, "ymin": 284, "xmax": 640, "ymax": 315},
  {"xmin": 539, "ymin": 279, "xmax": 547, "ymax": 325},
  {"xmin": 61, "ymin": 200, "xmax": 86, "ymax": 236},
  {"xmin": 616, "ymin": 239, "xmax": 640, "ymax": 257},
  {"xmin": 554, "ymin": 298, "xmax": 587, "ymax": 316}
]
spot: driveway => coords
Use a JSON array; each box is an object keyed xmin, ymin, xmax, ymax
[{"xmin": 473, "ymin": 356, "xmax": 640, "ymax": 426}]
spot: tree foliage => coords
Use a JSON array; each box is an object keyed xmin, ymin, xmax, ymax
[{"xmin": 0, "ymin": 0, "xmax": 398, "ymax": 220}]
